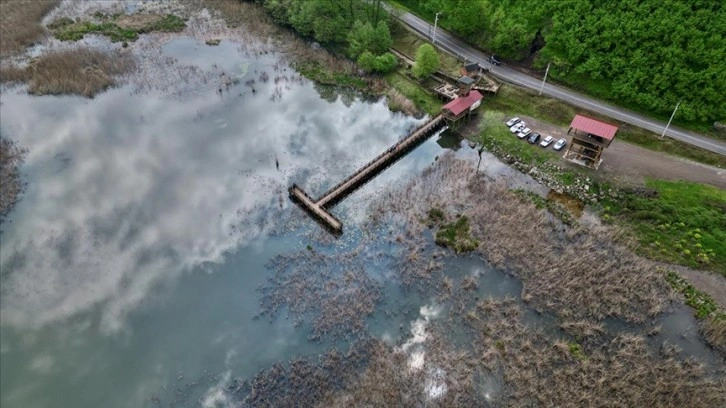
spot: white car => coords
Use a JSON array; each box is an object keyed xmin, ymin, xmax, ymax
[
  {"xmin": 517, "ymin": 128, "xmax": 532, "ymax": 139},
  {"xmin": 539, "ymin": 135, "xmax": 554, "ymax": 147},
  {"xmin": 510, "ymin": 122, "xmax": 525, "ymax": 133},
  {"xmin": 506, "ymin": 117, "xmax": 521, "ymax": 127},
  {"xmin": 553, "ymin": 138, "xmax": 567, "ymax": 151}
]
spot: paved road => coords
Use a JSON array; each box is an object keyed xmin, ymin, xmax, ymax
[{"xmin": 393, "ymin": 9, "xmax": 726, "ymax": 156}]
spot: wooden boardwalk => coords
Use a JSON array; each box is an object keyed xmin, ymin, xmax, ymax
[{"xmin": 289, "ymin": 114, "xmax": 446, "ymax": 234}]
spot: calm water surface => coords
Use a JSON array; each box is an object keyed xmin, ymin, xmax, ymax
[{"xmin": 0, "ymin": 39, "xmax": 718, "ymax": 407}]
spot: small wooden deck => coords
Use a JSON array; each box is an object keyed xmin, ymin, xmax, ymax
[{"xmin": 290, "ymin": 114, "xmax": 446, "ymax": 234}]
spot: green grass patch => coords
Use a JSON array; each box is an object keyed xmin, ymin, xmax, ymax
[
  {"xmin": 385, "ymin": 71, "xmax": 441, "ymax": 116},
  {"xmin": 477, "ymin": 110, "xmax": 555, "ymax": 166},
  {"xmin": 568, "ymin": 342, "xmax": 587, "ymax": 361},
  {"xmin": 391, "ymin": 24, "xmax": 461, "ymax": 76},
  {"xmin": 427, "ymin": 207, "xmax": 445, "ymax": 223},
  {"xmin": 602, "ymin": 180, "xmax": 726, "ymax": 275},
  {"xmin": 51, "ymin": 13, "xmax": 186, "ymax": 43},
  {"xmin": 435, "ymin": 215, "xmax": 480, "ymax": 253},
  {"xmin": 513, "ymin": 189, "xmax": 576, "ymax": 226},
  {"xmin": 294, "ymin": 61, "xmax": 367, "ymax": 90}
]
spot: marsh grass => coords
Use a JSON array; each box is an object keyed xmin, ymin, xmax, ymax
[
  {"xmin": 369, "ymin": 154, "xmax": 673, "ymax": 323},
  {"xmin": 1, "ymin": 48, "xmax": 135, "ymax": 97},
  {"xmin": 0, "ymin": 0, "xmax": 59, "ymax": 56},
  {"xmin": 233, "ymin": 296, "xmax": 725, "ymax": 407},
  {"xmin": 434, "ymin": 215, "xmax": 479, "ymax": 253},
  {"xmin": 466, "ymin": 298, "xmax": 726, "ymax": 407},
  {"xmin": 259, "ymin": 249, "xmax": 382, "ymax": 341},
  {"xmin": 50, "ymin": 13, "xmax": 186, "ymax": 42},
  {"xmin": 0, "ymin": 138, "xmax": 28, "ymax": 222},
  {"xmin": 703, "ymin": 316, "xmax": 726, "ymax": 355}
]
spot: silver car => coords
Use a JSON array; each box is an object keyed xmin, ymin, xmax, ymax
[
  {"xmin": 517, "ymin": 128, "xmax": 532, "ymax": 139},
  {"xmin": 553, "ymin": 138, "xmax": 567, "ymax": 151},
  {"xmin": 539, "ymin": 135, "xmax": 554, "ymax": 147},
  {"xmin": 506, "ymin": 117, "xmax": 521, "ymax": 127},
  {"xmin": 510, "ymin": 122, "xmax": 525, "ymax": 133}
]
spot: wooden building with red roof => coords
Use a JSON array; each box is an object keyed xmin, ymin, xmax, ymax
[
  {"xmin": 442, "ymin": 87, "xmax": 482, "ymax": 125},
  {"xmin": 563, "ymin": 114, "xmax": 618, "ymax": 169}
]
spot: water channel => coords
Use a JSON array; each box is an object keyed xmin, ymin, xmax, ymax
[{"xmin": 0, "ymin": 38, "xmax": 720, "ymax": 407}]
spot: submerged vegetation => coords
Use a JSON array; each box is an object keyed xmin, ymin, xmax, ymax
[
  {"xmin": 259, "ymin": 250, "xmax": 382, "ymax": 341},
  {"xmin": 0, "ymin": 138, "xmax": 28, "ymax": 222},
  {"xmin": 369, "ymin": 155, "xmax": 673, "ymax": 324}
]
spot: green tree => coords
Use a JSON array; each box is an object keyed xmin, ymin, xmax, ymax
[
  {"xmin": 413, "ymin": 44, "xmax": 439, "ymax": 78},
  {"xmin": 348, "ymin": 20, "xmax": 375, "ymax": 58},
  {"xmin": 371, "ymin": 20, "xmax": 392, "ymax": 54},
  {"xmin": 357, "ymin": 51, "xmax": 397, "ymax": 73},
  {"xmin": 348, "ymin": 20, "xmax": 391, "ymax": 58}
]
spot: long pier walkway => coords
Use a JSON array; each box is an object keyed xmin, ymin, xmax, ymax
[{"xmin": 290, "ymin": 114, "xmax": 446, "ymax": 234}]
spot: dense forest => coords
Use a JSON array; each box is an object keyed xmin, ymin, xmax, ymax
[
  {"xmin": 396, "ymin": 0, "xmax": 725, "ymax": 124},
  {"xmin": 253, "ymin": 0, "xmax": 725, "ymax": 124}
]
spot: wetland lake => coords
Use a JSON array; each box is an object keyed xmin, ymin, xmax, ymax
[{"xmin": 1, "ymin": 38, "xmax": 722, "ymax": 407}]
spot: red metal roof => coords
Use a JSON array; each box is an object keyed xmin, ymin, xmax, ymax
[
  {"xmin": 442, "ymin": 90, "xmax": 483, "ymax": 116},
  {"xmin": 569, "ymin": 114, "xmax": 618, "ymax": 140}
]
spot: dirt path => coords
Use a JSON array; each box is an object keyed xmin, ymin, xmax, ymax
[
  {"xmin": 665, "ymin": 264, "xmax": 726, "ymax": 310},
  {"xmin": 521, "ymin": 116, "xmax": 726, "ymax": 189}
]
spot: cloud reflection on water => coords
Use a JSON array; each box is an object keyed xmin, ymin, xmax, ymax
[{"xmin": 0, "ymin": 70, "xmax": 422, "ymax": 333}]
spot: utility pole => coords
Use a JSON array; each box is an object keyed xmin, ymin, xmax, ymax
[
  {"xmin": 432, "ymin": 12, "xmax": 442, "ymax": 44},
  {"xmin": 538, "ymin": 62, "xmax": 551, "ymax": 95},
  {"xmin": 660, "ymin": 100, "xmax": 682, "ymax": 140}
]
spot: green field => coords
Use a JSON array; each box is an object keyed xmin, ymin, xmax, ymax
[{"xmin": 602, "ymin": 180, "xmax": 726, "ymax": 276}]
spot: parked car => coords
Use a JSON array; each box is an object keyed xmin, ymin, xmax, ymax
[
  {"xmin": 517, "ymin": 128, "xmax": 532, "ymax": 139},
  {"xmin": 510, "ymin": 122, "xmax": 525, "ymax": 133},
  {"xmin": 527, "ymin": 132, "xmax": 541, "ymax": 144},
  {"xmin": 506, "ymin": 117, "xmax": 521, "ymax": 127},
  {"xmin": 539, "ymin": 135, "xmax": 554, "ymax": 147},
  {"xmin": 553, "ymin": 138, "xmax": 567, "ymax": 151}
]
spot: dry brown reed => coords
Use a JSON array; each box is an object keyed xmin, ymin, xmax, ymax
[
  {"xmin": 0, "ymin": 138, "xmax": 28, "ymax": 221},
  {"xmin": 321, "ymin": 333, "xmax": 481, "ymax": 407},
  {"xmin": 703, "ymin": 317, "xmax": 726, "ymax": 354},
  {"xmin": 0, "ymin": 0, "xmax": 59, "ymax": 56},
  {"xmin": 368, "ymin": 154, "xmax": 674, "ymax": 324},
  {"xmin": 2, "ymin": 48, "xmax": 135, "ymax": 97},
  {"xmin": 466, "ymin": 298, "xmax": 726, "ymax": 407}
]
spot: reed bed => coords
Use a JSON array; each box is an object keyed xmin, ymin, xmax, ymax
[
  {"xmin": 0, "ymin": 0, "xmax": 59, "ymax": 56},
  {"xmin": 259, "ymin": 249, "xmax": 382, "ymax": 341},
  {"xmin": 28, "ymin": 48, "xmax": 134, "ymax": 97},
  {"xmin": 367, "ymin": 153, "xmax": 674, "ymax": 324},
  {"xmin": 0, "ymin": 138, "xmax": 28, "ymax": 221},
  {"xmin": 466, "ymin": 298, "xmax": 726, "ymax": 407}
]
